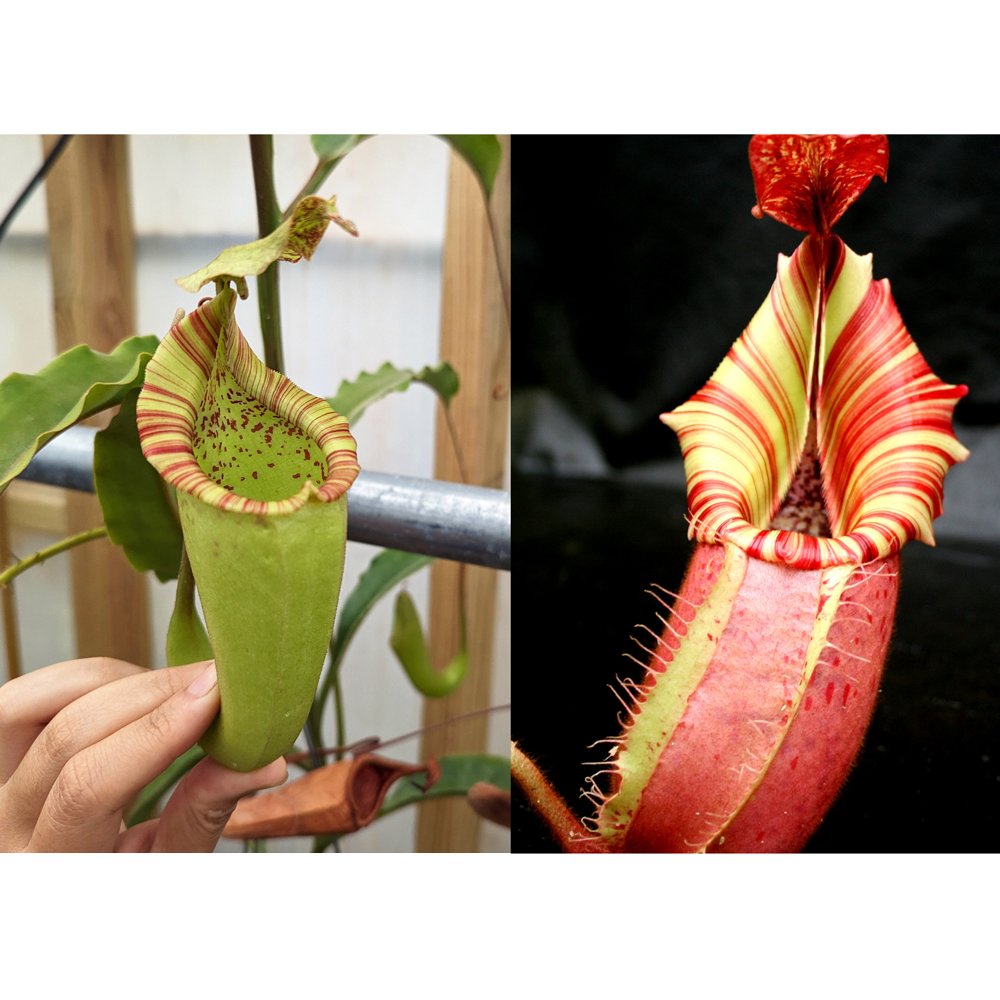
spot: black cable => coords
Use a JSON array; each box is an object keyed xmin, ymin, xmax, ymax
[{"xmin": 0, "ymin": 135, "xmax": 73, "ymax": 247}]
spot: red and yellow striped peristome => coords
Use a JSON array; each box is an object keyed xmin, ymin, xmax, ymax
[
  {"xmin": 662, "ymin": 234, "xmax": 969, "ymax": 570},
  {"xmin": 136, "ymin": 288, "xmax": 359, "ymax": 514}
]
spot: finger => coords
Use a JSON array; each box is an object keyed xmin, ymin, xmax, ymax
[
  {"xmin": 467, "ymin": 781, "xmax": 512, "ymax": 828},
  {"xmin": 115, "ymin": 757, "xmax": 288, "ymax": 853},
  {"xmin": 27, "ymin": 662, "xmax": 221, "ymax": 853},
  {"xmin": 0, "ymin": 657, "xmax": 146, "ymax": 784},
  {"xmin": 114, "ymin": 818, "xmax": 159, "ymax": 853},
  {"xmin": 2, "ymin": 661, "xmax": 213, "ymax": 844},
  {"xmin": 152, "ymin": 755, "xmax": 288, "ymax": 853}
]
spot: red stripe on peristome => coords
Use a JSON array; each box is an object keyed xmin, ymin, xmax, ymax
[
  {"xmin": 170, "ymin": 327, "xmax": 216, "ymax": 376},
  {"xmin": 140, "ymin": 288, "xmax": 359, "ymax": 511},
  {"xmin": 819, "ymin": 278, "xmax": 967, "ymax": 539},
  {"xmin": 139, "ymin": 382, "xmax": 198, "ymax": 404}
]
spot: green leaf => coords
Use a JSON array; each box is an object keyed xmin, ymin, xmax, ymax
[
  {"xmin": 176, "ymin": 195, "xmax": 357, "ymax": 295},
  {"xmin": 126, "ymin": 745, "xmax": 206, "ymax": 827},
  {"xmin": 311, "ymin": 135, "xmax": 365, "ymax": 164},
  {"xmin": 334, "ymin": 548, "xmax": 435, "ymax": 667},
  {"xmin": 414, "ymin": 362, "xmax": 459, "ymax": 408},
  {"xmin": 390, "ymin": 589, "xmax": 467, "ymax": 697},
  {"xmin": 93, "ymin": 388, "xmax": 184, "ymax": 582},
  {"xmin": 378, "ymin": 753, "xmax": 511, "ymax": 817},
  {"xmin": 326, "ymin": 360, "xmax": 459, "ymax": 425},
  {"xmin": 327, "ymin": 362, "xmax": 415, "ymax": 425},
  {"xmin": 439, "ymin": 135, "xmax": 502, "ymax": 197},
  {"xmin": 0, "ymin": 335, "xmax": 159, "ymax": 495}
]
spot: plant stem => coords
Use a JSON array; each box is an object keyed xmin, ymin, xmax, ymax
[
  {"xmin": 249, "ymin": 135, "xmax": 284, "ymax": 374},
  {"xmin": 0, "ymin": 526, "xmax": 107, "ymax": 590},
  {"xmin": 0, "ymin": 494, "xmax": 23, "ymax": 680},
  {"xmin": 331, "ymin": 659, "xmax": 346, "ymax": 761},
  {"xmin": 300, "ymin": 716, "xmax": 323, "ymax": 772},
  {"xmin": 280, "ymin": 137, "xmax": 369, "ymax": 222},
  {"xmin": 287, "ymin": 703, "xmax": 510, "ymax": 764},
  {"xmin": 486, "ymin": 210, "xmax": 511, "ymax": 334},
  {"xmin": 511, "ymin": 741, "xmax": 597, "ymax": 853},
  {"xmin": 306, "ymin": 643, "xmax": 346, "ymax": 763},
  {"xmin": 443, "ymin": 406, "xmax": 469, "ymax": 485},
  {"xmin": 308, "ymin": 633, "xmax": 343, "ymax": 752}
]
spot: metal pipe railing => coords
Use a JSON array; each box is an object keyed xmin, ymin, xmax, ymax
[{"xmin": 16, "ymin": 425, "xmax": 511, "ymax": 571}]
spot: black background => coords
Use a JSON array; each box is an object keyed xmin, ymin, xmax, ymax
[{"xmin": 513, "ymin": 136, "xmax": 1000, "ymax": 852}]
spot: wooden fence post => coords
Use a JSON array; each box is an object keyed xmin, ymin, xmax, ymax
[
  {"xmin": 416, "ymin": 137, "xmax": 510, "ymax": 852},
  {"xmin": 42, "ymin": 134, "xmax": 150, "ymax": 667}
]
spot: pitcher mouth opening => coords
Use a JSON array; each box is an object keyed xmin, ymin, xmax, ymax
[
  {"xmin": 767, "ymin": 420, "xmax": 831, "ymax": 539},
  {"xmin": 137, "ymin": 289, "xmax": 360, "ymax": 519}
]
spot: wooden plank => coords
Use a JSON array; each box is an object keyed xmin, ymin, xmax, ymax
[
  {"xmin": 42, "ymin": 134, "xmax": 150, "ymax": 668},
  {"xmin": 416, "ymin": 137, "xmax": 510, "ymax": 852},
  {"xmin": 4, "ymin": 481, "xmax": 68, "ymax": 535}
]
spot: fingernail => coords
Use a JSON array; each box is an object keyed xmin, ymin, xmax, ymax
[{"xmin": 188, "ymin": 661, "xmax": 218, "ymax": 697}]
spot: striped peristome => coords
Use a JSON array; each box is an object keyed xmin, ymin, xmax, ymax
[
  {"xmin": 136, "ymin": 288, "xmax": 359, "ymax": 515},
  {"xmin": 662, "ymin": 235, "xmax": 968, "ymax": 570}
]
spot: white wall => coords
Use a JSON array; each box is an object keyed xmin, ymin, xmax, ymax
[{"xmin": 0, "ymin": 134, "xmax": 510, "ymax": 852}]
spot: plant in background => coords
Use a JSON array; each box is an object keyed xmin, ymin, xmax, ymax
[
  {"xmin": 0, "ymin": 134, "xmax": 510, "ymax": 851},
  {"xmin": 513, "ymin": 134, "xmax": 968, "ymax": 853}
]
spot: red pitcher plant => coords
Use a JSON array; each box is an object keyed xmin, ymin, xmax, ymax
[{"xmin": 513, "ymin": 134, "xmax": 969, "ymax": 853}]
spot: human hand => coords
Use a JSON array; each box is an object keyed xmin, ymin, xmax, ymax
[{"xmin": 0, "ymin": 657, "xmax": 287, "ymax": 852}]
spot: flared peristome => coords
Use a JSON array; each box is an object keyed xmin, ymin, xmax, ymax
[
  {"xmin": 136, "ymin": 288, "xmax": 358, "ymax": 513},
  {"xmin": 662, "ymin": 236, "xmax": 968, "ymax": 570}
]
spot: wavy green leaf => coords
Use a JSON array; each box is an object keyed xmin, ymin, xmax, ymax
[
  {"xmin": 390, "ymin": 589, "xmax": 467, "ymax": 697},
  {"xmin": 0, "ymin": 336, "xmax": 159, "ymax": 495},
  {"xmin": 176, "ymin": 195, "xmax": 357, "ymax": 295},
  {"xmin": 93, "ymin": 388, "xmax": 183, "ymax": 582},
  {"xmin": 439, "ymin": 135, "xmax": 502, "ymax": 197},
  {"xmin": 378, "ymin": 753, "xmax": 511, "ymax": 817},
  {"xmin": 413, "ymin": 362, "xmax": 459, "ymax": 407},
  {"xmin": 326, "ymin": 361, "xmax": 459, "ymax": 425}
]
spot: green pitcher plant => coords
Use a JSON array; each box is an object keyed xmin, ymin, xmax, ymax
[
  {"xmin": 513, "ymin": 134, "xmax": 970, "ymax": 853},
  {"xmin": 136, "ymin": 287, "xmax": 359, "ymax": 771},
  {"xmin": 0, "ymin": 134, "xmax": 510, "ymax": 847}
]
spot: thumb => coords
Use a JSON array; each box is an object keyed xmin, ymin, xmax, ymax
[{"xmin": 149, "ymin": 754, "xmax": 288, "ymax": 853}]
